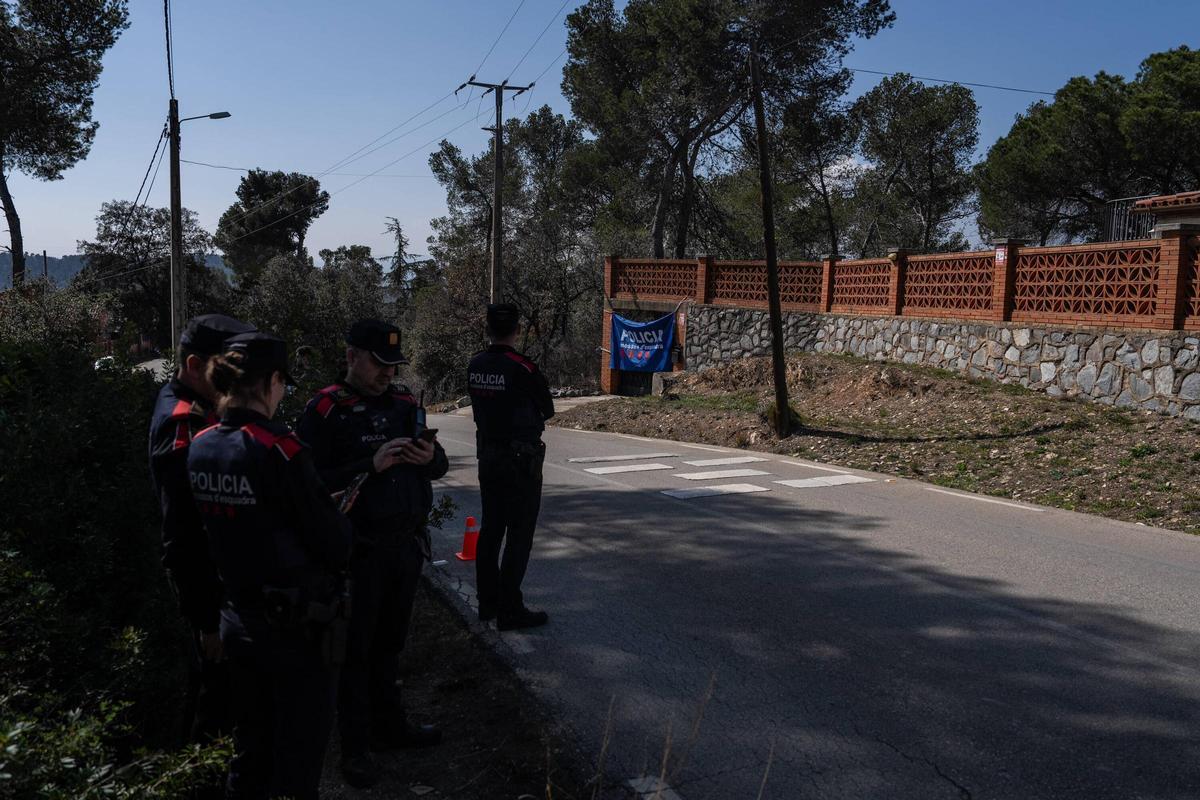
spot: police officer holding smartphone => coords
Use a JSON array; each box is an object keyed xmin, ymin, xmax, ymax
[{"xmin": 296, "ymin": 319, "xmax": 447, "ymax": 789}]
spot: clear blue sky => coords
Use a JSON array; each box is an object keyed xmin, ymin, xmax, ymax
[{"xmin": 9, "ymin": 0, "xmax": 1198, "ymax": 262}]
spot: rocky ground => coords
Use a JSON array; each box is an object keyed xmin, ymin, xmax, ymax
[{"xmin": 551, "ymin": 353, "xmax": 1200, "ymax": 535}]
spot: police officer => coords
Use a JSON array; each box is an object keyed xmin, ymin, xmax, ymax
[
  {"xmin": 148, "ymin": 313, "xmax": 255, "ymax": 746},
  {"xmin": 296, "ymin": 319, "xmax": 447, "ymax": 789},
  {"xmin": 467, "ymin": 303, "xmax": 555, "ymax": 631},
  {"xmin": 188, "ymin": 332, "xmax": 353, "ymax": 800}
]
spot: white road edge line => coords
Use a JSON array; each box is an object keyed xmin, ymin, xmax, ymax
[
  {"xmin": 926, "ymin": 487, "xmax": 1044, "ymax": 512},
  {"xmin": 778, "ymin": 460, "xmax": 853, "ymax": 474}
]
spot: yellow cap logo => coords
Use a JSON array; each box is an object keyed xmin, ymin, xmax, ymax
[{"xmin": 388, "ymin": 333, "xmax": 398, "ymax": 346}]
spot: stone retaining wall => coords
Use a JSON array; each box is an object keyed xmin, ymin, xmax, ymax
[{"xmin": 684, "ymin": 305, "xmax": 1200, "ymax": 420}]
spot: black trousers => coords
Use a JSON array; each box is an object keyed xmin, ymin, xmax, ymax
[
  {"xmin": 222, "ymin": 610, "xmax": 336, "ymax": 800},
  {"xmin": 476, "ymin": 442, "xmax": 545, "ymax": 614},
  {"xmin": 181, "ymin": 623, "xmax": 233, "ymax": 744},
  {"xmin": 338, "ymin": 530, "xmax": 424, "ymax": 757}
]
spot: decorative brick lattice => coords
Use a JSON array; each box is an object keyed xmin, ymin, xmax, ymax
[
  {"xmin": 781, "ymin": 262, "xmax": 824, "ymax": 307},
  {"xmin": 1186, "ymin": 237, "xmax": 1200, "ymax": 327},
  {"xmin": 1014, "ymin": 242, "xmax": 1160, "ymax": 319},
  {"xmin": 709, "ymin": 261, "xmax": 823, "ymax": 307},
  {"xmin": 614, "ymin": 259, "xmax": 696, "ymax": 299},
  {"xmin": 904, "ymin": 252, "xmax": 994, "ymax": 313},
  {"xmin": 831, "ymin": 259, "xmax": 891, "ymax": 308}
]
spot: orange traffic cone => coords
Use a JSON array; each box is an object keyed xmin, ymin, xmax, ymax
[{"xmin": 455, "ymin": 516, "xmax": 479, "ymax": 561}]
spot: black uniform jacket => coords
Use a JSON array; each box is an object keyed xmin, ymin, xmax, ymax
[
  {"xmin": 467, "ymin": 345, "xmax": 555, "ymax": 444},
  {"xmin": 187, "ymin": 408, "xmax": 352, "ymax": 608},
  {"xmin": 149, "ymin": 378, "xmax": 222, "ymax": 632},
  {"xmin": 295, "ymin": 381, "xmax": 449, "ymax": 527}
]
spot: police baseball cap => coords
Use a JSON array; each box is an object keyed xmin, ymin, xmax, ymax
[
  {"xmin": 346, "ymin": 319, "xmax": 408, "ymax": 366},
  {"xmin": 180, "ymin": 313, "xmax": 256, "ymax": 356},
  {"xmin": 486, "ymin": 303, "xmax": 520, "ymax": 337},
  {"xmin": 225, "ymin": 331, "xmax": 296, "ymax": 386}
]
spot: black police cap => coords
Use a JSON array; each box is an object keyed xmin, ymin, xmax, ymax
[
  {"xmin": 225, "ymin": 331, "xmax": 295, "ymax": 386},
  {"xmin": 180, "ymin": 313, "xmax": 256, "ymax": 356},
  {"xmin": 486, "ymin": 303, "xmax": 520, "ymax": 337},
  {"xmin": 346, "ymin": 319, "xmax": 408, "ymax": 366}
]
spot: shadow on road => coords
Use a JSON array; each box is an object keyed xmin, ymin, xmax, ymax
[{"xmin": 434, "ymin": 481, "xmax": 1200, "ymax": 799}]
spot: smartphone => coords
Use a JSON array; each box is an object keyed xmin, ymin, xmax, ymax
[{"xmin": 417, "ymin": 428, "xmax": 438, "ymax": 443}]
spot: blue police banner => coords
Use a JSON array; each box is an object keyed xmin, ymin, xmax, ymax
[{"xmin": 611, "ymin": 312, "xmax": 675, "ymax": 372}]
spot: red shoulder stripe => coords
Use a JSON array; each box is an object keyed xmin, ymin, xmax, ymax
[
  {"xmin": 193, "ymin": 423, "xmax": 219, "ymax": 441},
  {"xmin": 241, "ymin": 423, "xmax": 302, "ymax": 461},
  {"xmin": 503, "ymin": 351, "xmax": 535, "ymax": 373},
  {"xmin": 315, "ymin": 394, "xmax": 335, "ymax": 417},
  {"xmin": 172, "ymin": 420, "xmax": 191, "ymax": 450},
  {"xmin": 170, "ymin": 399, "xmax": 193, "ymax": 419}
]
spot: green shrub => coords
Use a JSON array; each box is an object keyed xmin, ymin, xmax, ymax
[{"xmin": 0, "ymin": 339, "xmax": 224, "ymax": 795}]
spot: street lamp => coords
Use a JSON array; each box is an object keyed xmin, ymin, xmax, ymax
[{"xmin": 168, "ymin": 101, "xmax": 231, "ymax": 347}]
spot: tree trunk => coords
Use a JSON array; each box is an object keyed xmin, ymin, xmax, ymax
[
  {"xmin": 672, "ymin": 144, "xmax": 701, "ymax": 258},
  {"xmin": 0, "ymin": 164, "xmax": 25, "ymax": 286},
  {"xmin": 817, "ymin": 167, "xmax": 839, "ymax": 256},
  {"xmin": 650, "ymin": 146, "xmax": 682, "ymax": 258}
]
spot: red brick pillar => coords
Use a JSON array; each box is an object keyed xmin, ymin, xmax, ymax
[
  {"xmin": 696, "ymin": 254, "xmax": 713, "ymax": 303},
  {"xmin": 887, "ymin": 248, "xmax": 908, "ymax": 316},
  {"xmin": 1153, "ymin": 224, "xmax": 1199, "ymax": 330},
  {"xmin": 599, "ymin": 307, "xmax": 618, "ymax": 394},
  {"xmin": 820, "ymin": 254, "xmax": 837, "ymax": 312},
  {"xmin": 990, "ymin": 238, "xmax": 1022, "ymax": 322},
  {"xmin": 600, "ymin": 255, "xmax": 620, "ymax": 394}
]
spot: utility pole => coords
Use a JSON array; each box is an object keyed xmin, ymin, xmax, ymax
[
  {"xmin": 750, "ymin": 39, "xmax": 791, "ymax": 438},
  {"xmin": 462, "ymin": 79, "xmax": 531, "ymax": 303},
  {"xmin": 42, "ymin": 250, "xmax": 48, "ymax": 279},
  {"xmin": 168, "ymin": 98, "xmax": 185, "ymax": 348}
]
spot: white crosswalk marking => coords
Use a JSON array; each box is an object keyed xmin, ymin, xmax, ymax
[
  {"xmin": 681, "ymin": 456, "xmax": 769, "ymax": 467},
  {"xmin": 775, "ymin": 475, "xmax": 874, "ymax": 488},
  {"xmin": 676, "ymin": 468, "xmax": 771, "ymax": 480},
  {"xmin": 584, "ymin": 463, "xmax": 675, "ymax": 475},
  {"xmin": 662, "ymin": 483, "xmax": 770, "ymax": 499},
  {"xmin": 567, "ymin": 453, "xmax": 679, "ymax": 463}
]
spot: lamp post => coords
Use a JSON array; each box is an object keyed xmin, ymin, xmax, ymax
[{"xmin": 168, "ymin": 102, "xmax": 231, "ymax": 347}]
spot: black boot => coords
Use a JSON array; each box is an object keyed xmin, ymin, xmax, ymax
[{"xmin": 497, "ymin": 607, "xmax": 548, "ymax": 631}]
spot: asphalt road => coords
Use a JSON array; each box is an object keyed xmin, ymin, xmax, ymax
[{"xmin": 425, "ymin": 408, "xmax": 1200, "ymax": 800}]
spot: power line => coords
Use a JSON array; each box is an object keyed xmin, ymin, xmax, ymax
[
  {"xmin": 507, "ymin": 0, "xmax": 570, "ymax": 81},
  {"xmin": 226, "ymin": 105, "xmax": 492, "ymax": 246},
  {"xmin": 472, "ymin": 0, "xmax": 526, "ymax": 79},
  {"xmin": 145, "ymin": 135, "xmax": 169, "ymax": 204},
  {"xmin": 180, "ymin": 158, "xmax": 436, "ymax": 178},
  {"xmin": 163, "ymin": 0, "xmax": 175, "ymax": 99},
  {"xmin": 532, "ymin": 46, "xmax": 567, "ymax": 85},
  {"xmin": 848, "ymin": 67, "xmax": 1054, "ymax": 96},
  {"xmin": 217, "ymin": 92, "xmax": 466, "ymax": 230}
]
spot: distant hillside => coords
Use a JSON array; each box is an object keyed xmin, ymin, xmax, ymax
[{"xmin": 1, "ymin": 253, "xmax": 228, "ymax": 289}]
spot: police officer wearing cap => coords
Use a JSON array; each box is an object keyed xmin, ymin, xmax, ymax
[
  {"xmin": 188, "ymin": 331, "xmax": 353, "ymax": 800},
  {"xmin": 467, "ymin": 303, "xmax": 555, "ymax": 631},
  {"xmin": 296, "ymin": 319, "xmax": 448, "ymax": 789},
  {"xmin": 148, "ymin": 313, "xmax": 255, "ymax": 746}
]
